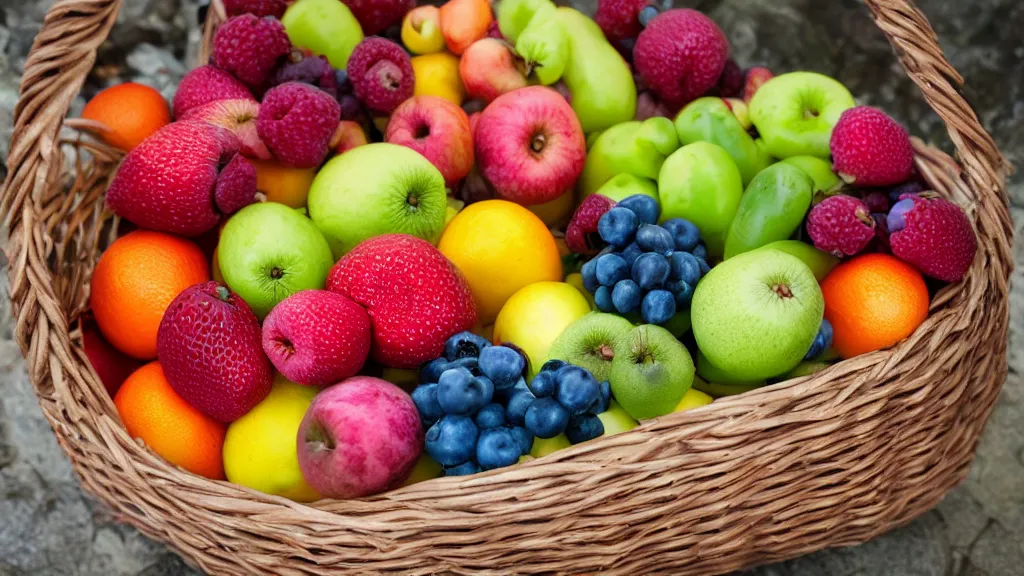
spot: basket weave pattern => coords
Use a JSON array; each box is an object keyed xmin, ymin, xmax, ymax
[{"xmin": 0, "ymin": 0, "xmax": 1014, "ymax": 574}]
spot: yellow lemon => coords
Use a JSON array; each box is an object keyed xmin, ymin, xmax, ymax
[
  {"xmin": 223, "ymin": 376, "xmax": 320, "ymax": 502},
  {"xmin": 400, "ymin": 454, "xmax": 444, "ymax": 487},
  {"xmin": 564, "ymin": 273, "xmax": 596, "ymax": 310},
  {"xmin": 493, "ymin": 282, "xmax": 591, "ymax": 376},
  {"xmin": 439, "ymin": 200, "xmax": 563, "ymax": 325},
  {"xmin": 411, "ymin": 52, "xmax": 466, "ymax": 106},
  {"xmin": 401, "ymin": 6, "xmax": 446, "ymax": 55},
  {"xmin": 673, "ymin": 388, "xmax": 714, "ymax": 413}
]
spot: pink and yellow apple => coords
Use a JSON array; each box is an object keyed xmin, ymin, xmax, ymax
[
  {"xmin": 386, "ymin": 96, "xmax": 474, "ymax": 186},
  {"xmin": 459, "ymin": 38, "xmax": 528, "ymax": 103},
  {"xmin": 181, "ymin": 98, "xmax": 270, "ymax": 160}
]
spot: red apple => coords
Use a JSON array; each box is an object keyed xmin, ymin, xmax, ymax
[
  {"xmin": 459, "ymin": 38, "xmax": 527, "ymax": 103},
  {"xmin": 474, "ymin": 86, "xmax": 586, "ymax": 206},
  {"xmin": 82, "ymin": 318, "xmax": 143, "ymax": 397},
  {"xmin": 329, "ymin": 120, "xmax": 369, "ymax": 156},
  {"xmin": 181, "ymin": 98, "xmax": 271, "ymax": 160},
  {"xmin": 385, "ymin": 96, "xmax": 474, "ymax": 186}
]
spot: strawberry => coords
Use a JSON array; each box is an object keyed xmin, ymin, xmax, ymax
[
  {"xmin": 830, "ymin": 106, "xmax": 915, "ymax": 188},
  {"xmin": 888, "ymin": 194, "xmax": 977, "ymax": 282}
]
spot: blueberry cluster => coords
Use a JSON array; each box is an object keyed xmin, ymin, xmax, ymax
[
  {"xmin": 582, "ymin": 195, "xmax": 710, "ymax": 325},
  {"xmin": 804, "ymin": 319, "xmax": 834, "ymax": 360},
  {"xmin": 513, "ymin": 360, "xmax": 612, "ymax": 445}
]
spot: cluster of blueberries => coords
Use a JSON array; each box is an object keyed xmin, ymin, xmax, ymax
[
  {"xmin": 583, "ymin": 195, "xmax": 710, "ymax": 325},
  {"xmin": 413, "ymin": 332, "xmax": 609, "ymax": 477}
]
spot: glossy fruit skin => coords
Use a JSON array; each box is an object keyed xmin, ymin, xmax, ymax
[
  {"xmin": 459, "ymin": 38, "xmax": 528, "ymax": 103},
  {"xmin": 579, "ymin": 118, "xmax": 680, "ymax": 197},
  {"xmin": 759, "ymin": 241, "xmax": 839, "ymax": 283},
  {"xmin": 90, "ymin": 231, "xmax": 209, "ymax": 360},
  {"xmin": 82, "ymin": 82, "xmax": 170, "ymax": 151},
  {"xmin": 252, "ymin": 160, "xmax": 316, "ymax": 208},
  {"xmin": 173, "ymin": 65, "xmax": 255, "ymax": 119},
  {"xmin": 425, "ymin": 415, "xmax": 478, "ymax": 466},
  {"xmin": 633, "ymin": 9, "xmax": 729, "ymax": 109},
  {"xmin": 724, "ymin": 163, "xmax": 814, "ymax": 259},
  {"xmin": 780, "ymin": 156, "xmax": 843, "ymax": 196},
  {"xmin": 114, "ymin": 362, "xmax": 226, "ymax": 479},
  {"xmin": 492, "ymin": 282, "xmax": 591, "ymax": 378},
  {"xmin": 402, "ymin": 6, "xmax": 446, "ymax": 55},
  {"xmin": 386, "ymin": 96, "xmax": 474, "ymax": 186},
  {"xmin": 598, "ymin": 207, "xmax": 641, "ymax": 248},
  {"xmin": 411, "ymin": 52, "xmax": 466, "ymax": 106},
  {"xmin": 821, "ymin": 253, "xmax": 930, "ymax": 359},
  {"xmin": 748, "ymin": 72, "xmax": 856, "ymax": 159},
  {"xmin": 82, "ymin": 319, "xmax": 144, "ymax": 397},
  {"xmin": 830, "ymin": 106, "xmax": 915, "ymax": 187},
  {"xmin": 439, "ymin": 0, "xmax": 493, "ymax": 55},
  {"xmin": 282, "ymin": 0, "xmax": 364, "ymax": 69},
  {"xmin": 674, "ymin": 97, "xmax": 774, "ymax": 187},
  {"xmin": 609, "ymin": 324, "xmax": 694, "ymax": 420}
]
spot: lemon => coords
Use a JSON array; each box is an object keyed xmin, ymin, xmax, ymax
[
  {"xmin": 223, "ymin": 375, "xmax": 320, "ymax": 502},
  {"xmin": 411, "ymin": 52, "xmax": 466, "ymax": 106},
  {"xmin": 493, "ymin": 282, "xmax": 591, "ymax": 377}
]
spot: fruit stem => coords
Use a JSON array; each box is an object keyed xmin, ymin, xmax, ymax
[
  {"xmin": 270, "ymin": 267, "xmax": 283, "ymax": 279},
  {"xmin": 772, "ymin": 283, "xmax": 794, "ymax": 299},
  {"xmin": 530, "ymin": 134, "xmax": 546, "ymax": 154},
  {"xmin": 407, "ymin": 193, "xmax": 419, "ymax": 207},
  {"xmin": 598, "ymin": 344, "xmax": 614, "ymax": 361},
  {"xmin": 305, "ymin": 422, "xmax": 336, "ymax": 452},
  {"xmin": 215, "ymin": 286, "xmax": 231, "ymax": 301}
]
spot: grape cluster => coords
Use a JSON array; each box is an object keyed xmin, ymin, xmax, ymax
[
  {"xmin": 582, "ymin": 195, "xmax": 710, "ymax": 325},
  {"xmin": 804, "ymin": 319, "xmax": 834, "ymax": 360},
  {"xmin": 513, "ymin": 359, "xmax": 611, "ymax": 445}
]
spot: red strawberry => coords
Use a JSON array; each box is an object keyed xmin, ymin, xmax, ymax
[
  {"xmin": 633, "ymin": 9, "xmax": 729, "ymax": 109},
  {"xmin": 327, "ymin": 234, "xmax": 477, "ymax": 369},
  {"xmin": 807, "ymin": 195, "xmax": 876, "ymax": 257},
  {"xmin": 566, "ymin": 194, "xmax": 617, "ymax": 255},
  {"xmin": 888, "ymin": 195, "xmax": 977, "ymax": 282},
  {"xmin": 342, "ymin": 0, "xmax": 415, "ymax": 35},
  {"xmin": 830, "ymin": 106, "xmax": 915, "ymax": 188},
  {"xmin": 106, "ymin": 121, "xmax": 258, "ymax": 237},
  {"xmin": 157, "ymin": 282, "xmax": 272, "ymax": 423},
  {"xmin": 172, "ymin": 65, "xmax": 255, "ymax": 119}
]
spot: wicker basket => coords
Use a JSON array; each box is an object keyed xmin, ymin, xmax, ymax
[{"xmin": 0, "ymin": 0, "xmax": 1014, "ymax": 574}]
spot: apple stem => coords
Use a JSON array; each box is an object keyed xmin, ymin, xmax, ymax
[
  {"xmin": 270, "ymin": 267, "xmax": 283, "ymax": 279},
  {"xmin": 598, "ymin": 344, "xmax": 614, "ymax": 361},
  {"xmin": 772, "ymin": 283, "xmax": 794, "ymax": 299},
  {"xmin": 530, "ymin": 134, "xmax": 546, "ymax": 154},
  {"xmin": 407, "ymin": 194, "xmax": 419, "ymax": 207},
  {"xmin": 305, "ymin": 422, "xmax": 336, "ymax": 453}
]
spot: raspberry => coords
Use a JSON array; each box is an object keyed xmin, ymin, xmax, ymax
[
  {"xmin": 257, "ymin": 82, "xmax": 342, "ymax": 168},
  {"xmin": 807, "ymin": 195, "xmax": 876, "ymax": 257},
  {"xmin": 212, "ymin": 15, "xmax": 291, "ymax": 90},
  {"xmin": 595, "ymin": 0, "xmax": 651, "ymax": 44},
  {"xmin": 346, "ymin": 37, "xmax": 415, "ymax": 114},
  {"xmin": 830, "ymin": 106, "xmax": 915, "ymax": 188},
  {"xmin": 172, "ymin": 65, "xmax": 254, "ymax": 119},
  {"xmin": 269, "ymin": 54, "xmax": 339, "ymax": 99},
  {"xmin": 888, "ymin": 195, "xmax": 977, "ymax": 282},
  {"xmin": 716, "ymin": 59, "xmax": 744, "ymax": 98},
  {"xmin": 566, "ymin": 194, "xmax": 617, "ymax": 255},
  {"xmin": 223, "ymin": 0, "xmax": 287, "ymax": 18}
]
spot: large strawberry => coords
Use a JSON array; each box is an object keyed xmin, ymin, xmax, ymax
[{"xmin": 888, "ymin": 194, "xmax": 977, "ymax": 282}]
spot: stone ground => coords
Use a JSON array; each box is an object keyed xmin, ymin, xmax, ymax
[{"xmin": 1, "ymin": 0, "xmax": 1022, "ymax": 574}]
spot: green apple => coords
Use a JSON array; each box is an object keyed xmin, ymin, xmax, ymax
[
  {"xmin": 593, "ymin": 173, "xmax": 660, "ymax": 203},
  {"xmin": 610, "ymin": 324, "xmax": 694, "ymax": 420},
  {"xmin": 674, "ymin": 97, "xmax": 774, "ymax": 186},
  {"xmin": 696, "ymin": 350, "xmax": 764, "ymax": 386},
  {"xmin": 691, "ymin": 376, "xmax": 763, "ymax": 398},
  {"xmin": 547, "ymin": 313, "xmax": 634, "ymax": 382},
  {"xmin": 692, "ymin": 249, "xmax": 824, "ymax": 380},
  {"xmin": 724, "ymin": 162, "xmax": 814, "ymax": 259},
  {"xmin": 219, "ymin": 202, "xmax": 335, "ymax": 319},
  {"xmin": 759, "ymin": 241, "xmax": 839, "ymax": 283},
  {"xmin": 781, "ymin": 361, "xmax": 832, "ymax": 379},
  {"xmin": 597, "ymin": 400, "xmax": 639, "ymax": 435},
  {"xmin": 307, "ymin": 143, "xmax": 448, "ymax": 258},
  {"xmin": 781, "ymin": 156, "xmax": 843, "ymax": 197},
  {"xmin": 658, "ymin": 141, "xmax": 744, "ymax": 259},
  {"xmin": 492, "ymin": 282, "xmax": 592, "ymax": 377},
  {"xmin": 282, "ymin": 0, "xmax": 364, "ymax": 69},
  {"xmin": 748, "ymin": 72, "xmax": 856, "ymax": 159},
  {"xmin": 579, "ymin": 118, "xmax": 680, "ymax": 196}
]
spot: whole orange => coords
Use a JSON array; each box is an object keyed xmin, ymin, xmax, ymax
[
  {"xmin": 439, "ymin": 200, "xmax": 563, "ymax": 324},
  {"xmin": 252, "ymin": 159, "xmax": 317, "ymax": 208},
  {"xmin": 821, "ymin": 253, "xmax": 930, "ymax": 359},
  {"xmin": 114, "ymin": 362, "xmax": 226, "ymax": 479},
  {"xmin": 82, "ymin": 82, "xmax": 170, "ymax": 151},
  {"xmin": 90, "ymin": 230, "xmax": 209, "ymax": 359}
]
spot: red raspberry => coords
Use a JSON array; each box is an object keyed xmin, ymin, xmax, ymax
[
  {"xmin": 830, "ymin": 106, "xmax": 915, "ymax": 188},
  {"xmin": 566, "ymin": 194, "xmax": 617, "ymax": 256},
  {"xmin": 223, "ymin": 0, "xmax": 287, "ymax": 18},
  {"xmin": 807, "ymin": 195, "xmax": 877, "ymax": 257},
  {"xmin": 716, "ymin": 59, "xmax": 744, "ymax": 98},
  {"xmin": 257, "ymin": 82, "xmax": 342, "ymax": 168},
  {"xmin": 888, "ymin": 195, "xmax": 977, "ymax": 282},
  {"xmin": 346, "ymin": 37, "xmax": 415, "ymax": 114},
  {"xmin": 595, "ymin": 0, "xmax": 651, "ymax": 44},
  {"xmin": 212, "ymin": 15, "xmax": 291, "ymax": 90}
]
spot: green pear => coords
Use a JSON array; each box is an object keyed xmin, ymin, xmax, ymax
[
  {"xmin": 724, "ymin": 163, "xmax": 814, "ymax": 259},
  {"xmin": 674, "ymin": 97, "xmax": 774, "ymax": 186},
  {"xmin": 657, "ymin": 142, "xmax": 744, "ymax": 259},
  {"xmin": 758, "ymin": 241, "xmax": 840, "ymax": 283},
  {"xmin": 692, "ymin": 249, "xmax": 824, "ymax": 381},
  {"xmin": 218, "ymin": 202, "xmax": 335, "ymax": 319},
  {"xmin": 593, "ymin": 173, "xmax": 660, "ymax": 203},
  {"xmin": 307, "ymin": 143, "xmax": 448, "ymax": 258},
  {"xmin": 579, "ymin": 118, "xmax": 680, "ymax": 196},
  {"xmin": 748, "ymin": 72, "xmax": 856, "ymax": 159},
  {"xmin": 282, "ymin": 0, "xmax": 364, "ymax": 69}
]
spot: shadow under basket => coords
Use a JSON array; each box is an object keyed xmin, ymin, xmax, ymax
[{"xmin": 0, "ymin": 0, "xmax": 1015, "ymax": 574}]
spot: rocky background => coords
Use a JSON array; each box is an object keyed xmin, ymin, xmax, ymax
[{"xmin": 1, "ymin": 0, "xmax": 1021, "ymax": 574}]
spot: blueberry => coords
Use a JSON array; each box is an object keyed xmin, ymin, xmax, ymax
[
  {"xmin": 692, "ymin": 243, "xmax": 708, "ymax": 260},
  {"xmin": 820, "ymin": 319, "xmax": 834, "ymax": 348},
  {"xmin": 594, "ymin": 285, "xmax": 615, "ymax": 312},
  {"xmin": 632, "ymin": 253, "xmax": 671, "ymax": 290},
  {"xmin": 510, "ymin": 425, "xmax": 534, "ymax": 455},
  {"xmin": 581, "ymin": 258, "xmax": 600, "ymax": 293},
  {"xmin": 541, "ymin": 359, "xmax": 567, "ymax": 373},
  {"xmin": 525, "ymin": 397, "xmax": 571, "ymax": 439},
  {"xmin": 566, "ymin": 414, "xmax": 605, "ymax": 444},
  {"xmin": 449, "ymin": 356, "xmax": 480, "ymax": 375},
  {"xmin": 478, "ymin": 346, "xmax": 525, "ymax": 389},
  {"xmin": 642, "ymin": 290, "xmax": 676, "ymax": 325},
  {"xmin": 444, "ymin": 460, "xmax": 481, "ymax": 476},
  {"xmin": 555, "ymin": 365, "xmax": 601, "ymax": 415},
  {"xmin": 618, "ymin": 195, "xmax": 661, "ymax": 225},
  {"xmin": 611, "ymin": 279, "xmax": 642, "ymax": 314},
  {"xmin": 620, "ymin": 242, "xmax": 643, "ymax": 268},
  {"xmin": 505, "ymin": 387, "xmax": 536, "ymax": 426},
  {"xmin": 425, "ymin": 415, "xmax": 478, "ymax": 466},
  {"xmin": 635, "ymin": 224, "xmax": 675, "ymax": 254},
  {"xmin": 598, "ymin": 207, "xmax": 640, "ymax": 247},
  {"xmin": 437, "ymin": 368, "xmax": 494, "ymax": 415},
  {"xmin": 696, "ymin": 256, "xmax": 711, "ymax": 276},
  {"xmin": 476, "ymin": 427, "xmax": 522, "ymax": 470},
  {"xmin": 668, "ymin": 252, "xmax": 702, "ymax": 286},
  {"xmin": 412, "ymin": 383, "xmax": 444, "ymax": 425},
  {"xmin": 661, "ymin": 218, "xmax": 701, "ymax": 252},
  {"xmin": 804, "ymin": 319, "xmax": 834, "ymax": 360},
  {"xmin": 667, "ymin": 280, "xmax": 694, "ymax": 307},
  {"xmin": 420, "ymin": 357, "xmax": 449, "ymax": 384},
  {"xmin": 529, "ymin": 371, "xmax": 557, "ymax": 398},
  {"xmin": 887, "ymin": 198, "xmax": 915, "ymax": 233},
  {"xmin": 595, "ymin": 253, "xmax": 630, "ymax": 287},
  {"xmin": 443, "ymin": 331, "xmax": 490, "ymax": 360},
  {"xmin": 587, "ymin": 381, "xmax": 612, "ymax": 415},
  {"xmin": 494, "ymin": 376, "xmax": 528, "ymax": 404},
  {"xmin": 475, "ymin": 403, "xmax": 507, "ymax": 429}
]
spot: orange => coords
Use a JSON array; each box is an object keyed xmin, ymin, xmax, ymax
[
  {"xmin": 82, "ymin": 82, "xmax": 170, "ymax": 151},
  {"xmin": 252, "ymin": 159, "xmax": 317, "ymax": 208},
  {"xmin": 821, "ymin": 253, "xmax": 930, "ymax": 359},
  {"xmin": 90, "ymin": 230, "xmax": 210, "ymax": 360},
  {"xmin": 439, "ymin": 200, "xmax": 563, "ymax": 324},
  {"xmin": 114, "ymin": 362, "xmax": 225, "ymax": 479}
]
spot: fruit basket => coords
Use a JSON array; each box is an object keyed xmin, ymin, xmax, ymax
[{"xmin": 0, "ymin": 0, "xmax": 1014, "ymax": 574}]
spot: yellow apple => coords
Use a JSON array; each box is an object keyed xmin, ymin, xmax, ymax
[
  {"xmin": 673, "ymin": 388, "xmax": 714, "ymax": 413},
  {"xmin": 493, "ymin": 281, "xmax": 592, "ymax": 377},
  {"xmin": 530, "ymin": 434, "xmax": 571, "ymax": 458}
]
